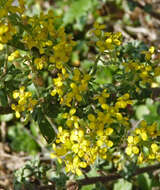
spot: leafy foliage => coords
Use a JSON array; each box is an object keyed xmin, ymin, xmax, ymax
[{"xmin": 1, "ymin": 0, "xmax": 160, "ymax": 190}]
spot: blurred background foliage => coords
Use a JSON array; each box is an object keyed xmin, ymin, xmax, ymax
[{"xmin": 1, "ymin": 0, "xmax": 160, "ymax": 189}]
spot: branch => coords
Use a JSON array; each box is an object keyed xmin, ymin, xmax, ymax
[
  {"xmin": 0, "ymin": 107, "xmax": 12, "ymax": 114},
  {"xmin": 78, "ymin": 163, "xmax": 160, "ymax": 186},
  {"xmin": 14, "ymin": 163, "xmax": 160, "ymax": 189},
  {"xmin": 7, "ymin": 40, "xmax": 27, "ymax": 51},
  {"xmin": 126, "ymin": 26, "xmax": 156, "ymax": 41},
  {"xmin": 37, "ymin": 185, "xmax": 55, "ymax": 190}
]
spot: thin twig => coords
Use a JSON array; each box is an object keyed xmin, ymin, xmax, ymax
[
  {"xmin": 0, "ymin": 107, "xmax": 12, "ymax": 114},
  {"xmin": 1, "ymin": 121, "xmax": 6, "ymax": 143},
  {"xmin": 126, "ymin": 26, "xmax": 157, "ymax": 41}
]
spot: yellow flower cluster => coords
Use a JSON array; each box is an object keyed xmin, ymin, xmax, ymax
[
  {"xmin": 51, "ymin": 123, "xmax": 113, "ymax": 176},
  {"xmin": 0, "ymin": 1, "xmax": 24, "ymax": 49},
  {"xmin": 51, "ymin": 67, "xmax": 69, "ymax": 98},
  {"xmin": 126, "ymin": 120, "xmax": 160, "ymax": 164},
  {"xmin": 34, "ymin": 56, "xmax": 47, "ymax": 70},
  {"xmin": 122, "ymin": 59, "xmax": 154, "ymax": 85},
  {"xmin": 2, "ymin": 0, "xmax": 160, "ymax": 178},
  {"xmin": 0, "ymin": 21, "xmax": 17, "ymax": 44},
  {"xmin": 141, "ymin": 46, "xmax": 155, "ymax": 60},
  {"xmin": 23, "ymin": 11, "xmax": 56, "ymax": 51},
  {"xmin": 11, "ymin": 86, "xmax": 37, "ymax": 118},
  {"xmin": 23, "ymin": 11, "xmax": 75, "ymax": 65},
  {"xmin": 8, "ymin": 50, "xmax": 20, "ymax": 62},
  {"xmin": 92, "ymin": 23, "xmax": 156, "ymax": 87},
  {"xmin": 61, "ymin": 70, "xmax": 91, "ymax": 107},
  {"xmin": 0, "ymin": 0, "xmax": 24, "ymax": 18},
  {"xmin": 51, "ymin": 93, "xmax": 132, "ymax": 175},
  {"xmin": 93, "ymin": 22, "xmax": 122, "ymax": 51},
  {"xmin": 93, "ymin": 92, "xmax": 132, "ymax": 127},
  {"xmin": 22, "ymin": 11, "xmax": 75, "ymax": 71},
  {"xmin": 49, "ymin": 27, "xmax": 76, "ymax": 69},
  {"xmin": 51, "ymin": 68, "xmax": 91, "ymax": 107}
]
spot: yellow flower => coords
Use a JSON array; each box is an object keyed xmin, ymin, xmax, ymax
[
  {"xmin": 132, "ymin": 146, "xmax": 139, "ymax": 154},
  {"xmin": 8, "ymin": 50, "xmax": 20, "ymax": 61},
  {"xmin": 12, "ymin": 87, "xmax": 37, "ymax": 118},
  {"xmin": 97, "ymin": 140, "xmax": 103, "ymax": 147},
  {"xmin": 106, "ymin": 140, "xmax": 113, "ymax": 147},
  {"xmin": 140, "ymin": 132, "xmax": 148, "ymax": 141},
  {"xmin": 105, "ymin": 128, "xmax": 113, "ymax": 136},
  {"xmin": 13, "ymin": 90, "xmax": 19, "ymax": 99},
  {"xmin": 69, "ymin": 108, "xmax": 76, "ymax": 115},
  {"xmin": 133, "ymin": 136, "xmax": 140, "ymax": 144},
  {"xmin": 15, "ymin": 111, "xmax": 20, "ymax": 118},
  {"xmin": 88, "ymin": 114, "xmax": 95, "ymax": 122},
  {"xmin": 149, "ymin": 46, "xmax": 155, "ymax": 54},
  {"xmin": 127, "ymin": 136, "xmax": 134, "ymax": 144},
  {"xmin": 126, "ymin": 146, "xmax": 132, "ymax": 156},
  {"xmin": 0, "ymin": 43, "xmax": 4, "ymax": 50},
  {"xmin": 138, "ymin": 154, "xmax": 144, "ymax": 164},
  {"xmin": 151, "ymin": 143, "xmax": 159, "ymax": 154}
]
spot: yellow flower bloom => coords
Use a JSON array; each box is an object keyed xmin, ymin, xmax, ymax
[{"xmin": 151, "ymin": 143, "xmax": 159, "ymax": 153}]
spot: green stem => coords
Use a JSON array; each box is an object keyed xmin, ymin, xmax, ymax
[
  {"xmin": 89, "ymin": 54, "xmax": 101, "ymax": 76},
  {"xmin": 0, "ymin": 45, "xmax": 8, "ymax": 80}
]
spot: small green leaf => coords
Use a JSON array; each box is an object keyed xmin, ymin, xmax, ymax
[
  {"xmin": 82, "ymin": 184, "xmax": 95, "ymax": 190},
  {"xmin": 0, "ymin": 113, "xmax": 13, "ymax": 122},
  {"xmin": 113, "ymin": 179, "xmax": 132, "ymax": 190},
  {"xmin": 136, "ymin": 105, "xmax": 149, "ymax": 120},
  {"xmin": 38, "ymin": 118, "xmax": 56, "ymax": 144},
  {"xmin": 95, "ymin": 66, "xmax": 112, "ymax": 84},
  {"xmin": 137, "ymin": 173, "xmax": 152, "ymax": 190},
  {"xmin": 63, "ymin": 0, "xmax": 97, "ymax": 25},
  {"xmin": 0, "ymin": 89, "xmax": 8, "ymax": 107},
  {"xmin": 7, "ymin": 123, "xmax": 40, "ymax": 154},
  {"xmin": 4, "ymin": 74, "xmax": 13, "ymax": 81}
]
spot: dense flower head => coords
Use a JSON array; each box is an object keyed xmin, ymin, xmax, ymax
[
  {"xmin": 11, "ymin": 86, "xmax": 37, "ymax": 118},
  {"xmin": 51, "ymin": 92, "xmax": 133, "ymax": 175},
  {"xmin": 0, "ymin": 20, "xmax": 17, "ymax": 44},
  {"xmin": 49, "ymin": 24, "xmax": 160, "ymax": 176},
  {"xmin": 51, "ymin": 68, "xmax": 91, "ymax": 107},
  {"xmin": 92, "ymin": 22, "xmax": 122, "ymax": 52},
  {"xmin": 0, "ymin": 0, "xmax": 24, "ymax": 18},
  {"xmin": 125, "ymin": 120, "xmax": 160, "ymax": 164},
  {"xmin": 8, "ymin": 50, "xmax": 20, "ymax": 61}
]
